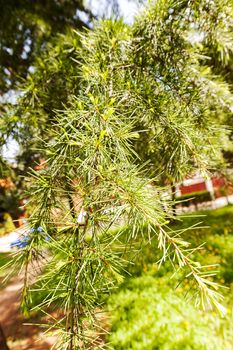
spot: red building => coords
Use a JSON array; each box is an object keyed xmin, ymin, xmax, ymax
[{"xmin": 178, "ymin": 173, "xmax": 232, "ymax": 199}]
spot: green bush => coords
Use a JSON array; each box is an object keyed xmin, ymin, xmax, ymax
[
  {"xmin": 108, "ymin": 276, "xmax": 233, "ymax": 350},
  {"xmin": 0, "ymin": 212, "xmax": 15, "ymax": 236},
  {"xmin": 0, "ymin": 188, "xmax": 22, "ymax": 221},
  {"xmin": 107, "ymin": 207, "xmax": 233, "ymax": 350},
  {"xmin": 176, "ymin": 191, "xmax": 212, "ymax": 207}
]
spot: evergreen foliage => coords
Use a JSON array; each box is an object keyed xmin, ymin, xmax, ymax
[
  {"xmin": 0, "ymin": 0, "xmax": 140, "ymax": 170},
  {"xmin": 4, "ymin": 1, "xmax": 233, "ymax": 349},
  {"xmin": 7, "ymin": 0, "xmax": 233, "ymax": 181}
]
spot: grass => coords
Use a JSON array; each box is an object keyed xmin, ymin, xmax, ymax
[{"xmin": 107, "ymin": 206, "xmax": 233, "ymax": 350}]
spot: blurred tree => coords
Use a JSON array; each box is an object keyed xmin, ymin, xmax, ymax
[
  {"xmin": 194, "ymin": 0, "xmax": 233, "ymax": 166},
  {"xmin": 0, "ymin": 0, "xmax": 92, "ymax": 94},
  {"xmin": 0, "ymin": 0, "xmax": 91, "ymax": 203},
  {"xmin": 0, "ymin": 0, "xmax": 142, "ymax": 94}
]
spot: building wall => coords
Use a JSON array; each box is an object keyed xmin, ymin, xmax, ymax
[{"xmin": 180, "ymin": 182, "xmax": 206, "ymax": 195}]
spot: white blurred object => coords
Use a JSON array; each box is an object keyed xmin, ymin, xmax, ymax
[{"xmin": 77, "ymin": 208, "xmax": 88, "ymax": 226}]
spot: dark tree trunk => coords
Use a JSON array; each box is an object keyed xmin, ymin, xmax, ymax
[
  {"xmin": 0, "ymin": 324, "xmax": 9, "ymax": 350},
  {"xmin": 171, "ymin": 182, "xmax": 177, "ymax": 217}
]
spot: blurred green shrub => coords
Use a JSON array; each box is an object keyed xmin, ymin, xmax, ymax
[
  {"xmin": 0, "ymin": 212, "xmax": 15, "ymax": 236},
  {"xmin": 0, "ymin": 188, "xmax": 22, "ymax": 221},
  {"xmin": 176, "ymin": 191, "xmax": 212, "ymax": 207},
  {"xmin": 108, "ymin": 276, "xmax": 233, "ymax": 350},
  {"xmin": 107, "ymin": 207, "xmax": 233, "ymax": 350}
]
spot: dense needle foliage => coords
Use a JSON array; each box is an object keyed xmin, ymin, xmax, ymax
[{"xmin": 5, "ymin": 1, "xmax": 233, "ymax": 349}]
